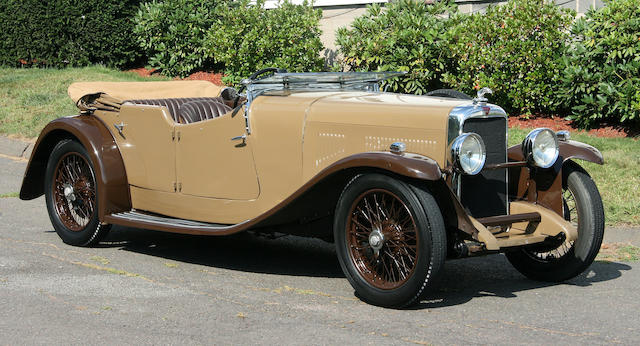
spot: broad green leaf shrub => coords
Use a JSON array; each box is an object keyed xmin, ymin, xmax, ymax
[
  {"xmin": 134, "ymin": 0, "xmax": 222, "ymax": 77},
  {"xmin": 0, "ymin": 0, "xmax": 144, "ymax": 68},
  {"xmin": 443, "ymin": 0, "xmax": 574, "ymax": 114},
  {"xmin": 207, "ymin": 0, "xmax": 325, "ymax": 86},
  {"xmin": 558, "ymin": 0, "xmax": 640, "ymax": 128},
  {"xmin": 335, "ymin": 0, "xmax": 461, "ymax": 94}
]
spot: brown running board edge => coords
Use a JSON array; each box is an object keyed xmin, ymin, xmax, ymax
[{"xmin": 104, "ymin": 211, "xmax": 245, "ymax": 236}]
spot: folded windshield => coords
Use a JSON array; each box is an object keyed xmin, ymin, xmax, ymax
[{"xmin": 245, "ymin": 71, "xmax": 405, "ymax": 93}]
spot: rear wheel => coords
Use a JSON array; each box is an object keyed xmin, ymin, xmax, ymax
[
  {"xmin": 45, "ymin": 140, "xmax": 110, "ymax": 246},
  {"xmin": 334, "ymin": 174, "xmax": 446, "ymax": 308},
  {"xmin": 505, "ymin": 161, "xmax": 604, "ymax": 281}
]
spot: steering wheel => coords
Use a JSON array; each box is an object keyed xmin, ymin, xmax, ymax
[{"xmin": 248, "ymin": 67, "xmax": 287, "ymax": 81}]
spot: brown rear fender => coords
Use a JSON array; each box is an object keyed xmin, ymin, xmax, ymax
[{"xmin": 19, "ymin": 115, "xmax": 131, "ymax": 220}]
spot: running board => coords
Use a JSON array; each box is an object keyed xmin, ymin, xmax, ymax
[{"xmin": 104, "ymin": 210, "xmax": 245, "ymax": 235}]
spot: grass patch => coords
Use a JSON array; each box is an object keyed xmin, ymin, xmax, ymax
[
  {"xmin": 509, "ymin": 127, "xmax": 640, "ymax": 226},
  {"xmin": 0, "ymin": 66, "xmax": 168, "ymax": 138},
  {"xmin": 597, "ymin": 242, "xmax": 640, "ymax": 262},
  {"xmin": 0, "ymin": 192, "xmax": 19, "ymax": 198}
]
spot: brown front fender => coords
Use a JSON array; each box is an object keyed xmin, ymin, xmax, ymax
[
  {"xmin": 507, "ymin": 139, "xmax": 603, "ymax": 216},
  {"xmin": 320, "ymin": 152, "xmax": 444, "ymax": 181},
  {"xmin": 508, "ymin": 139, "xmax": 604, "ymax": 165},
  {"xmin": 19, "ymin": 115, "xmax": 131, "ymax": 221}
]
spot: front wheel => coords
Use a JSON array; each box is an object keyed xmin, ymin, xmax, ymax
[
  {"xmin": 505, "ymin": 161, "xmax": 605, "ymax": 281},
  {"xmin": 334, "ymin": 174, "xmax": 447, "ymax": 308},
  {"xmin": 44, "ymin": 140, "xmax": 111, "ymax": 246}
]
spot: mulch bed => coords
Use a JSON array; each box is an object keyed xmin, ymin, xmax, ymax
[
  {"xmin": 509, "ymin": 115, "xmax": 637, "ymax": 139},
  {"xmin": 509, "ymin": 116, "xmax": 640, "ymax": 138},
  {"xmin": 126, "ymin": 67, "xmax": 224, "ymax": 86}
]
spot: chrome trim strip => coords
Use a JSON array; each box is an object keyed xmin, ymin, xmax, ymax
[
  {"xmin": 447, "ymin": 102, "xmax": 509, "ymax": 214},
  {"xmin": 112, "ymin": 211, "xmax": 233, "ymax": 229}
]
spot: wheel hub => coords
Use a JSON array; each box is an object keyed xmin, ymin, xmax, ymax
[
  {"xmin": 369, "ymin": 228, "xmax": 385, "ymax": 256},
  {"xmin": 63, "ymin": 183, "xmax": 76, "ymax": 202}
]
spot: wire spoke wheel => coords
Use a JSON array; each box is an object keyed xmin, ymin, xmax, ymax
[
  {"xmin": 52, "ymin": 152, "xmax": 96, "ymax": 231},
  {"xmin": 346, "ymin": 189, "xmax": 419, "ymax": 290},
  {"xmin": 505, "ymin": 162, "xmax": 604, "ymax": 283}
]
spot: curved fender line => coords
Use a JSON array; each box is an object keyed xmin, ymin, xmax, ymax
[
  {"xmin": 19, "ymin": 115, "xmax": 131, "ymax": 220},
  {"xmin": 508, "ymin": 140, "xmax": 604, "ymax": 165}
]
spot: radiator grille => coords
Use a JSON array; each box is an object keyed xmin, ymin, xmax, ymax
[{"xmin": 460, "ymin": 117, "xmax": 508, "ymax": 218}]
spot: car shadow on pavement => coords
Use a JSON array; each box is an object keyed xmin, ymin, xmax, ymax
[
  {"xmin": 101, "ymin": 226, "xmax": 632, "ymax": 307},
  {"xmin": 102, "ymin": 226, "xmax": 345, "ymax": 278},
  {"xmin": 413, "ymin": 255, "xmax": 632, "ymax": 309}
]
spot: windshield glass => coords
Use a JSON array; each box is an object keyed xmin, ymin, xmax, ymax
[{"xmin": 245, "ymin": 71, "xmax": 405, "ymax": 93}]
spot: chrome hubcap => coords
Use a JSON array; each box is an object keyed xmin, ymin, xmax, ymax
[
  {"xmin": 63, "ymin": 183, "xmax": 76, "ymax": 202},
  {"xmin": 369, "ymin": 228, "xmax": 385, "ymax": 256}
]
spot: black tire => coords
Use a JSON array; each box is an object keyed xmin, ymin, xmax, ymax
[
  {"xmin": 505, "ymin": 161, "xmax": 605, "ymax": 281},
  {"xmin": 334, "ymin": 174, "xmax": 447, "ymax": 308},
  {"xmin": 425, "ymin": 89, "xmax": 472, "ymax": 100},
  {"xmin": 44, "ymin": 140, "xmax": 111, "ymax": 246}
]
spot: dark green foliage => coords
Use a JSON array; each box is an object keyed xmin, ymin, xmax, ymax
[
  {"xmin": 335, "ymin": 0, "xmax": 461, "ymax": 94},
  {"xmin": 443, "ymin": 0, "xmax": 574, "ymax": 114},
  {"xmin": 0, "ymin": 0, "xmax": 144, "ymax": 68},
  {"xmin": 559, "ymin": 0, "xmax": 640, "ymax": 128},
  {"xmin": 134, "ymin": 0, "xmax": 222, "ymax": 77},
  {"xmin": 207, "ymin": 0, "xmax": 325, "ymax": 86}
]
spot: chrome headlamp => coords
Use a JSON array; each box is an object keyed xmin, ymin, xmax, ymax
[
  {"xmin": 450, "ymin": 133, "xmax": 486, "ymax": 175},
  {"xmin": 522, "ymin": 128, "xmax": 559, "ymax": 168}
]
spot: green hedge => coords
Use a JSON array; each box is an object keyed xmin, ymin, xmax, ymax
[
  {"xmin": 134, "ymin": 0, "xmax": 222, "ymax": 77},
  {"xmin": 558, "ymin": 0, "xmax": 640, "ymax": 128},
  {"xmin": 207, "ymin": 0, "xmax": 325, "ymax": 86},
  {"xmin": 133, "ymin": 0, "xmax": 324, "ymax": 82},
  {"xmin": 337, "ymin": 0, "xmax": 573, "ymax": 113},
  {"xmin": 444, "ymin": 0, "xmax": 574, "ymax": 114},
  {"xmin": 336, "ymin": 0, "xmax": 461, "ymax": 94},
  {"xmin": 336, "ymin": 0, "xmax": 640, "ymax": 129},
  {"xmin": 0, "ymin": 0, "xmax": 143, "ymax": 68}
]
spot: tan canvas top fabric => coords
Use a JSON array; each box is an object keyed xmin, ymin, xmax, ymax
[{"xmin": 68, "ymin": 81, "xmax": 224, "ymax": 103}]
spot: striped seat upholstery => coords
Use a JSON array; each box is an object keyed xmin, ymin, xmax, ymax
[
  {"xmin": 124, "ymin": 97, "xmax": 228, "ymax": 123},
  {"xmin": 179, "ymin": 99, "xmax": 231, "ymax": 124}
]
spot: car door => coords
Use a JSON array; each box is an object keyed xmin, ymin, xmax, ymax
[
  {"xmin": 176, "ymin": 107, "xmax": 260, "ymax": 200},
  {"xmin": 113, "ymin": 104, "xmax": 176, "ymax": 192}
]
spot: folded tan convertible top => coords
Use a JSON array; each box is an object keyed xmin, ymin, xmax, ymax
[{"xmin": 68, "ymin": 81, "xmax": 224, "ymax": 104}]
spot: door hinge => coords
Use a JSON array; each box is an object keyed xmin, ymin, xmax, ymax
[
  {"xmin": 173, "ymin": 182, "xmax": 177, "ymax": 192},
  {"xmin": 177, "ymin": 131, "xmax": 181, "ymax": 141},
  {"xmin": 172, "ymin": 129, "xmax": 176, "ymax": 141},
  {"xmin": 177, "ymin": 182, "xmax": 182, "ymax": 192}
]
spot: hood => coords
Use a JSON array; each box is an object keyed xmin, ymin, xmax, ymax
[{"xmin": 305, "ymin": 91, "xmax": 469, "ymax": 128}]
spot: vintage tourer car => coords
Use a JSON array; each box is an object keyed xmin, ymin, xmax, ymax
[{"xmin": 20, "ymin": 69, "xmax": 605, "ymax": 308}]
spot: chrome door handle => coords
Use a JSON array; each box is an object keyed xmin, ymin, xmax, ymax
[
  {"xmin": 114, "ymin": 122, "xmax": 126, "ymax": 138},
  {"xmin": 231, "ymin": 135, "xmax": 247, "ymax": 147}
]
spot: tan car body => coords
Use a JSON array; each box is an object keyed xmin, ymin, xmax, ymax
[{"xmin": 21, "ymin": 81, "xmax": 604, "ymax": 252}]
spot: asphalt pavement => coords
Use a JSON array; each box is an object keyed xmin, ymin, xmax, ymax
[{"xmin": 1, "ymin": 155, "xmax": 639, "ymax": 345}]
